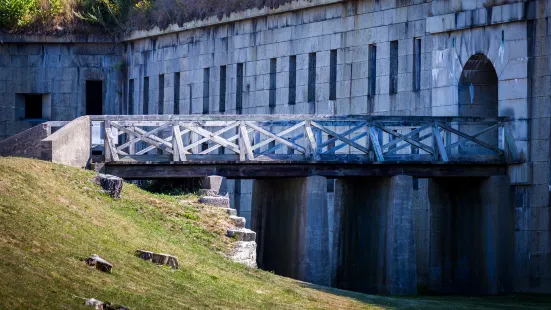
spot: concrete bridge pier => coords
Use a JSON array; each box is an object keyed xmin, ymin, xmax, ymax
[
  {"xmin": 333, "ymin": 175, "xmax": 417, "ymax": 295},
  {"xmin": 424, "ymin": 176, "xmax": 514, "ymax": 295},
  {"xmin": 251, "ymin": 176, "xmax": 330, "ymax": 286}
]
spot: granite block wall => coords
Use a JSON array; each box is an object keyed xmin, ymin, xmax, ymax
[
  {"xmin": 0, "ymin": 0, "xmax": 550, "ymax": 294},
  {"xmin": 0, "ymin": 39, "xmax": 123, "ymax": 140}
]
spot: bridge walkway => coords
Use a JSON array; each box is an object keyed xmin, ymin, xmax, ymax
[{"xmin": 87, "ymin": 115, "xmax": 520, "ymax": 179}]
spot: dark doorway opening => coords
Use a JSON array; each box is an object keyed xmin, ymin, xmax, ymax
[
  {"xmin": 458, "ymin": 54, "xmax": 498, "ymax": 154},
  {"xmin": 421, "ymin": 177, "xmax": 513, "ymax": 295},
  {"xmin": 24, "ymin": 95, "xmax": 43, "ymax": 119},
  {"xmin": 86, "ymin": 80, "xmax": 103, "ymax": 115}
]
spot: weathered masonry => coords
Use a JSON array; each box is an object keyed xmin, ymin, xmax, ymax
[{"xmin": 0, "ymin": 0, "xmax": 550, "ymax": 294}]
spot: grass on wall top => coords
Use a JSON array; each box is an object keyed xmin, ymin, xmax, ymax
[{"xmin": 0, "ymin": 0, "xmax": 295, "ymax": 34}]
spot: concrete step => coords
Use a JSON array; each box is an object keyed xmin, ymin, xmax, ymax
[
  {"xmin": 220, "ymin": 208, "xmax": 237, "ymax": 216},
  {"xmin": 198, "ymin": 195, "xmax": 229, "ymax": 207},
  {"xmin": 229, "ymin": 215, "xmax": 246, "ymax": 228},
  {"xmin": 226, "ymin": 228, "xmax": 256, "ymax": 242},
  {"xmin": 198, "ymin": 189, "xmax": 218, "ymax": 196},
  {"xmin": 230, "ymin": 241, "xmax": 257, "ymax": 268}
]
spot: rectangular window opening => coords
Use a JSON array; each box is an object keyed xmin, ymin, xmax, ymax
[
  {"xmin": 17, "ymin": 93, "xmax": 51, "ymax": 123},
  {"xmin": 203, "ymin": 68, "xmax": 210, "ymax": 115},
  {"xmin": 174, "ymin": 72, "xmax": 180, "ymax": 114},
  {"xmin": 413, "ymin": 38, "xmax": 421, "ymax": 92},
  {"xmin": 158, "ymin": 74, "xmax": 164, "ymax": 114},
  {"xmin": 389, "ymin": 41, "xmax": 398, "ymax": 94},
  {"xmin": 368, "ymin": 45, "xmax": 377, "ymax": 97},
  {"xmin": 188, "ymin": 84, "xmax": 193, "ymax": 114},
  {"xmin": 308, "ymin": 53, "xmax": 316, "ymax": 105},
  {"xmin": 219, "ymin": 66, "xmax": 226, "ymax": 113},
  {"xmin": 236, "ymin": 63, "xmax": 244, "ymax": 115},
  {"xmin": 143, "ymin": 77, "xmax": 149, "ymax": 114},
  {"xmin": 288, "ymin": 56, "xmax": 296, "ymax": 105},
  {"xmin": 128, "ymin": 79, "xmax": 135, "ymax": 115},
  {"xmin": 86, "ymin": 80, "xmax": 103, "ymax": 115},
  {"xmin": 329, "ymin": 50, "xmax": 337, "ymax": 101},
  {"xmin": 24, "ymin": 95, "xmax": 43, "ymax": 119},
  {"xmin": 269, "ymin": 58, "xmax": 277, "ymax": 113}
]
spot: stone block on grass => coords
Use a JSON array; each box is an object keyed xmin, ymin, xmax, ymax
[
  {"xmin": 95, "ymin": 174, "xmax": 123, "ymax": 199},
  {"xmin": 136, "ymin": 249, "xmax": 179, "ymax": 269},
  {"xmin": 84, "ymin": 254, "xmax": 113, "ymax": 273}
]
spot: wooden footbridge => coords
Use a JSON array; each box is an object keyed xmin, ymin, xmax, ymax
[{"xmin": 85, "ymin": 115, "xmax": 520, "ymax": 179}]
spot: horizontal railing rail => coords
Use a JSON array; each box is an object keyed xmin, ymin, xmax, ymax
[{"xmin": 90, "ymin": 115, "xmax": 519, "ymax": 164}]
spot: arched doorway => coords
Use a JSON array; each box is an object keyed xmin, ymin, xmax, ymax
[{"xmin": 457, "ymin": 54, "xmax": 498, "ymax": 154}]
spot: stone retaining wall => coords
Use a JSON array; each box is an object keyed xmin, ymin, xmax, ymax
[{"xmin": 0, "ymin": 0, "xmax": 549, "ymax": 294}]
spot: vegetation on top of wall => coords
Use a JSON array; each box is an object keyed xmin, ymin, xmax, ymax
[{"xmin": 0, "ymin": 0, "xmax": 293, "ymax": 34}]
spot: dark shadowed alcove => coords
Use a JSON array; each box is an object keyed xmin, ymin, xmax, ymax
[{"xmin": 457, "ymin": 54, "xmax": 498, "ymax": 154}]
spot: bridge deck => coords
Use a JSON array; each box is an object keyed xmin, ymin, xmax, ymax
[
  {"xmin": 104, "ymin": 161, "xmax": 509, "ymax": 179},
  {"xmin": 89, "ymin": 114, "xmax": 520, "ymax": 178}
]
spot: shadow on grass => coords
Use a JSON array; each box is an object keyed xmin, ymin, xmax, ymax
[{"xmin": 300, "ymin": 282, "xmax": 551, "ymax": 309}]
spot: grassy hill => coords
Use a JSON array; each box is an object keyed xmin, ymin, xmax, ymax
[
  {"xmin": 0, "ymin": 0, "xmax": 294, "ymax": 34},
  {"xmin": 0, "ymin": 157, "xmax": 549, "ymax": 309}
]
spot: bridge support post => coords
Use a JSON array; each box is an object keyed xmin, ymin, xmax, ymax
[
  {"xmin": 333, "ymin": 175, "xmax": 417, "ymax": 295},
  {"xmin": 425, "ymin": 175, "xmax": 513, "ymax": 294},
  {"xmin": 251, "ymin": 176, "xmax": 330, "ymax": 286}
]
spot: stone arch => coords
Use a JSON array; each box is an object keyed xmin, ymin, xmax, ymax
[
  {"xmin": 458, "ymin": 53, "xmax": 498, "ymax": 118},
  {"xmin": 457, "ymin": 53, "xmax": 498, "ymax": 153}
]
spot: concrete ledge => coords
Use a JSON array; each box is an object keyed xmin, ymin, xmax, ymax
[{"xmin": 41, "ymin": 116, "xmax": 91, "ymax": 168}]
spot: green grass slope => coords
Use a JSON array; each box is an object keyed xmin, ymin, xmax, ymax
[{"xmin": 0, "ymin": 157, "xmax": 550, "ymax": 309}]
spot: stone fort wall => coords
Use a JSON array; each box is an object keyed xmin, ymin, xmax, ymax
[{"xmin": 0, "ymin": 0, "xmax": 550, "ymax": 293}]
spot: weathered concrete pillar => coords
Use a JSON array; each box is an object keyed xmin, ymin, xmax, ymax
[
  {"xmin": 333, "ymin": 175, "xmax": 417, "ymax": 295},
  {"xmin": 199, "ymin": 175, "xmax": 227, "ymax": 195},
  {"xmin": 413, "ymin": 178, "xmax": 431, "ymax": 293},
  {"xmin": 251, "ymin": 176, "xmax": 330, "ymax": 286},
  {"xmin": 426, "ymin": 176, "xmax": 513, "ymax": 294}
]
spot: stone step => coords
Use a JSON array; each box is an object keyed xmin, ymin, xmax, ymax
[
  {"xmin": 230, "ymin": 241, "xmax": 257, "ymax": 268},
  {"xmin": 220, "ymin": 208, "xmax": 237, "ymax": 216},
  {"xmin": 198, "ymin": 195, "xmax": 229, "ymax": 207},
  {"xmin": 226, "ymin": 228, "xmax": 256, "ymax": 242},
  {"xmin": 198, "ymin": 188, "xmax": 218, "ymax": 196},
  {"xmin": 229, "ymin": 215, "xmax": 246, "ymax": 228}
]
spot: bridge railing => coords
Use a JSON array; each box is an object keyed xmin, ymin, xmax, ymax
[{"xmin": 89, "ymin": 115, "xmax": 520, "ymax": 164}]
